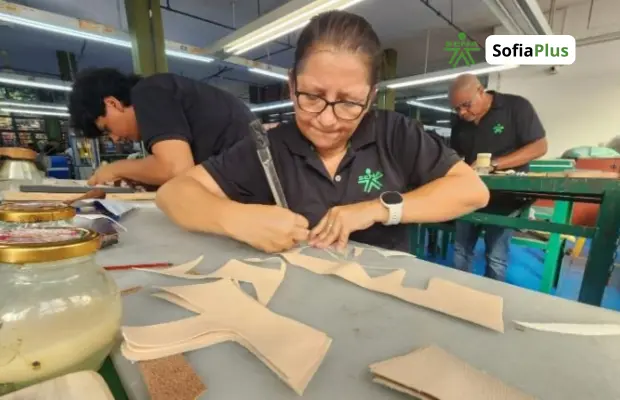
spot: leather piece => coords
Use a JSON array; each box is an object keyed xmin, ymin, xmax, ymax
[
  {"xmin": 135, "ymin": 257, "xmax": 286, "ymax": 305},
  {"xmin": 513, "ymin": 321, "xmax": 620, "ymax": 335},
  {"xmin": 369, "ymin": 345, "xmax": 534, "ymax": 400},
  {"xmin": 280, "ymin": 251, "xmax": 504, "ymax": 332},
  {"xmin": 121, "ymin": 279, "xmax": 330, "ymax": 395}
]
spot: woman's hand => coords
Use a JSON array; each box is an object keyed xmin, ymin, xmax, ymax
[
  {"xmin": 87, "ymin": 163, "xmax": 121, "ymax": 186},
  {"xmin": 228, "ymin": 204, "xmax": 310, "ymax": 253},
  {"xmin": 309, "ymin": 200, "xmax": 386, "ymax": 251}
]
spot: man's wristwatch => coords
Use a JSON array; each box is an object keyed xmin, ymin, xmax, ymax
[{"xmin": 379, "ymin": 191, "xmax": 404, "ymax": 226}]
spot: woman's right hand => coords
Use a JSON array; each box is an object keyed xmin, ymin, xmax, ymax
[{"xmin": 228, "ymin": 204, "xmax": 310, "ymax": 253}]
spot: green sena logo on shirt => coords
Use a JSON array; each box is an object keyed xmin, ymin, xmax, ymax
[
  {"xmin": 358, "ymin": 168, "xmax": 383, "ymax": 193},
  {"xmin": 492, "ymin": 123, "xmax": 505, "ymax": 135}
]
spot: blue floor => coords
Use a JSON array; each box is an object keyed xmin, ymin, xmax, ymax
[{"xmin": 421, "ymin": 238, "xmax": 620, "ymax": 311}]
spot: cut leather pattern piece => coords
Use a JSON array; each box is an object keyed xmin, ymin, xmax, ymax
[
  {"xmin": 134, "ymin": 256, "xmax": 205, "ymax": 279},
  {"xmin": 135, "ymin": 256, "xmax": 285, "ymax": 305},
  {"xmin": 514, "ymin": 321, "xmax": 620, "ymax": 336},
  {"xmin": 369, "ymin": 345, "xmax": 535, "ymax": 400},
  {"xmin": 280, "ymin": 251, "xmax": 504, "ymax": 332},
  {"xmin": 138, "ymin": 354, "xmax": 207, "ymax": 400},
  {"xmin": 121, "ymin": 279, "xmax": 331, "ymax": 395}
]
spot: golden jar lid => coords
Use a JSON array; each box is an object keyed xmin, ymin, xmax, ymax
[
  {"xmin": 0, "ymin": 227, "xmax": 100, "ymax": 264},
  {"xmin": 0, "ymin": 202, "xmax": 76, "ymax": 223}
]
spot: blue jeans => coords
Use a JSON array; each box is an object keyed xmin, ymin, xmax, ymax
[{"xmin": 453, "ymin": 222, "xmax": 512, "ymax": 282}]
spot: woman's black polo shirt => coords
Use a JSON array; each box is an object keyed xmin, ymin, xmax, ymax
[{"xmin": 202, "ymin": 110, "xmax": 461, "ymax": 251}]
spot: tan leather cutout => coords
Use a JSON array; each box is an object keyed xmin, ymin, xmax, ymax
[
  {"xmin": 121, "ymin": 279, "xmax": 331, "ymax": 395},
  {"xmin": 135, "ymin": 257, "xmax": 285, "ymax": 305},
  {"xmin": 280, "ymin": 251, "xmax": 504, "ymax": 332},
  {"xmin": 369, "ymin": 345, "xmax": 534, "ymax": 400}
]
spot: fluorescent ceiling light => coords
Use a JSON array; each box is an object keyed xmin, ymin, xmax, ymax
[
  {"xmin": 1, "ymin": 108, "xmax": 69, "ymax": 117},
  {"xmin": 436, "ymin": 119, "xmax": 451, "ymax": 123},
  {"xmin": 0, "ymin": 101, "xmax": 68, "ymax": 111},
  {"xmin": 0, "ymin": 11, "xmax": 213, "ymax": 63},
  {"xmin": 386, "ymin": 64, "xmax": 519, "ymax": 90},
  {"xmin": 249, "ymin": 68, "xmax": 288, "ymax": 81},
  {"xmin": 406, "ymin": 100, "xmax": 453, "ymax": 114},
  {"xmin": 416, "ymin": 93, "xmax": 448, "ymax": 101},
  {"xmin": 0, "ymin": 76, "xmax": 72, "ymax": 91},
  {"xmin": 250, "ymin": 101, "xmax": 294, "ymax": 112},
  {"xmin": 224, "ymin": 0, "xmax": 366, "ymax": 55}
]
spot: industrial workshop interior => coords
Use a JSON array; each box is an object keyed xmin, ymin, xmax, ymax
[{"xmin": 0, "ymin": 0, "xmax": 619, "ymax": 398}]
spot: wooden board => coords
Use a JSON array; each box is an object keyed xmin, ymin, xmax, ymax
[{"xmin": 0, "ymin": 371, "xmax": 114, "ymax": 400}]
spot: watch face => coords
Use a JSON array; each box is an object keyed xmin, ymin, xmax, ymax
[{"xmin": 381, "ymin": 191, "xmax": 403, "ymax": 205}]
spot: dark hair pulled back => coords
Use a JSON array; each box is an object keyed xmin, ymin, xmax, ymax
[{"xmin": 292, "ymin": 10, "xmax": 382, "ymax": 86}]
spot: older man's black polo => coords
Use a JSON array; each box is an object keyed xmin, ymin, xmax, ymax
[
  {"xmin": 450, "ymin": 90, "xmax": 545, "ymax": 172},
  {"xmin": 202, "ymin": 110, "xmax": 461, "ymax": 251}
]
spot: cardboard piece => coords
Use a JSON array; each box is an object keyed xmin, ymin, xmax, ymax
[
  {"xmin": 369, "ymin": 345, "xmax": 534, "ymax": 400},
  {"xmin": 135, "ymin": 256, "xmax": 286, "ymax": 306},
  {"xmin": 138, "ymin": 355, "xmax": 206, "ymax": 400},
  {"xmin": 514, "ymin": 321, "xmax": 620, "ymax": 336},
  {"xmin": 121, "ymin": 279, "xmax": 331, "ymax": 395},
  {"xmin": 280, "ymin": 250, "xmax": 504, "ymax": 332}
]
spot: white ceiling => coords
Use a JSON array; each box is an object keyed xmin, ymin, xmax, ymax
[{"xmin": 0, "ymin": 0, "xmax": 587, "ymax": 94}]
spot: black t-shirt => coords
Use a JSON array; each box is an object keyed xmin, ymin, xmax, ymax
[
  {"xmin": 202, "ymin": 110, "xmax": 461, "ymax": 251},
  {"xmin": 131, "ymin": 73, "xmax": 254, "ymax": 163},
  {"xmin": 450, "ymin": 90, "xmax": 545, "ymax": 172}
]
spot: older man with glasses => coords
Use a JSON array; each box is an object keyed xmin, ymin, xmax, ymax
[{"xmin": 448, "ymin": 73, "xmax": 548, "ymax": 282}]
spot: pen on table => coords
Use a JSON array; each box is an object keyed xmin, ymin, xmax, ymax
[{"xmin": 104, "ymin": 262, "xmax": 172, "ymax": 271}]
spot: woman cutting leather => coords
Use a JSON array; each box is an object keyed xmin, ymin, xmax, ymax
[{"xmin": 156, "ymin": 10, "xmax": 489, "ymax": 254}]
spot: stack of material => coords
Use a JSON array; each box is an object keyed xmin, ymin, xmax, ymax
[
  {"xmin": 369, "ymin": 345, "xmax": 534, "ymax": 400},
  {"xmin": 121, "ymin": 279, "xmax": 331, "ymax": 395}
]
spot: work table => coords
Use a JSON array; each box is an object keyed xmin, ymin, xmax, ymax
[{"xmin": 100, "ymin": 210, "xmax": 620, "ymax": 399}]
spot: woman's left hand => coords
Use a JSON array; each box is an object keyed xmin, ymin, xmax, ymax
[{"xmin": 309, "ymin": 200, "xmax": 386, "ymax": 251}]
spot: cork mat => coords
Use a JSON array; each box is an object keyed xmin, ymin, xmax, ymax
[
  {"xmin": 135, "ymin": 256, "xmax": 286, "ymax": 305},
  {"xmin": 280, "ymin": 250, "xmax": 504, "ymax": 332},
  {"xmin": 369, "ymin": 345, "xmax": 535, "ymax": 400},
  {"xmin": 138, "ymin": 355, "xmax": 206, "ymax": 400},
  {"xmin": 121, "ymin": 279, "xmax": 331, "ymax": 395}
]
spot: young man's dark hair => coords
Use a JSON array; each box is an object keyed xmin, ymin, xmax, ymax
[
  {"xmin": 68, "ymin": 68, "xmax": 254, "ymax": 187},
  {"xmin": 69, "ymin": 68, "xmax": 141, "ymax": 138}
]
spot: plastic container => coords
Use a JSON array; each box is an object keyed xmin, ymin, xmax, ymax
[
  {"xmin": 0, "ymin": 227, "xmax": 121, "ymax": 395},
  {"xmin": 0, "ymin": 202, "xmax": 76, "ymax": 229}
]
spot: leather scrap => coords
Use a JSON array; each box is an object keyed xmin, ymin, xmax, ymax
[
  {"xmin": 513, "ymin": 321, "xmax": 620, "ymax": 336},
  {"xmin": 121, "ymin": 279, "xmax": 330, "ymax": 395},
  {"xmin": 280, "ymin": 250, "xmax": 504, "ymax": 332},
  {"xmin": 369, "ymin": 345, "xmax": 534, "ymax": 400},
  {"xmin": 138, "ymin": 354, "xmax": 206, "ymax": 400},
  {"xmin": 135, "ymin": 256, "xmax": 286, "ymax": 305}
]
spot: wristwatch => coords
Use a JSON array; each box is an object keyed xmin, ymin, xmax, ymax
[
  {"xmin": 490, "ymin": 160, "xmax": 499, "ymax": 172},
  {"xmin": 379, "ymin": 191, "xmax": 404, "ymax": 226}
]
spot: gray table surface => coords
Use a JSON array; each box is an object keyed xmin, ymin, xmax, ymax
[{"xmin": 101, "ymin": 210, "xmax": 620, "ymax": 400}]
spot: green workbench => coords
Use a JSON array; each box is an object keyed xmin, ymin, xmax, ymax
[{"xmin": 412, "ymin": 175, "xmax": 620, "ymax": 306}]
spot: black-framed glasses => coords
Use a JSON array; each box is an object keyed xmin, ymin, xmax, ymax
[
  {"xmin": 293, "ymin": 82, "xmax": 371, "ymax": 121},
  {"xmin": 453, "ymin": 88, "xmax": 482, "ymax": 113}
]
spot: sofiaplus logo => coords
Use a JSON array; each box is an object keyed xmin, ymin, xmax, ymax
[{"xmin": 485, "ymin": 35, "xmax": 576, "ymax": 65}]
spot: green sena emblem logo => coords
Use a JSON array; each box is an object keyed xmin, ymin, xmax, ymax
[
  {"xmin": 444, "ymin": 32, "xmax": 480, "ymax": 68},
  {"xmin": 358, "ymin": 168, "xmax": 383, "ymax": 193}
]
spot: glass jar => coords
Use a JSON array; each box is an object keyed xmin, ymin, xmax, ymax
[
  {"xmin": 0, "ymin": 227, "xmax": 121, "ymax": 395},
  {"xmin": 0, "ymin": 202, "xmax": 76, "ymax": 229}
]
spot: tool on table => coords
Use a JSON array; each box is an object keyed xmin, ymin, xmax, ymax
[
  {"xmin": 104, "ymin": 262, "xmax": 172, "ymax": 271},
  {"xmin": 248, "ymin": 119, "xmax": 289, "ymax": 208}
]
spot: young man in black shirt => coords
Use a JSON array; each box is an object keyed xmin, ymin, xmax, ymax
[
  {"xmin": 449, "ymin": 74, "xmax": 547, "ymax": 281},
  {"xmin": 69, "ymin": 68, "xmax": 254, "ymax": 186}
]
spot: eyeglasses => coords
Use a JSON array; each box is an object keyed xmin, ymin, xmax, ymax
[
  {"xmin": 294, "ymin": 91, "xmax": 369, "ymax": 121},
  {"xmin": 453, "ymin": 88, "xmax": 482, "ymax": 113}
]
